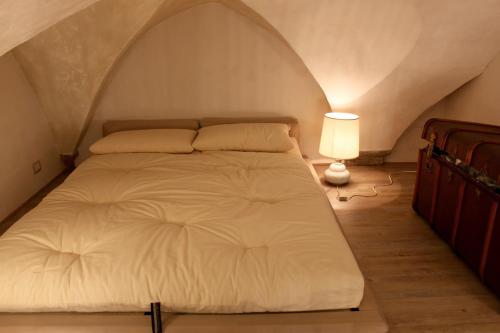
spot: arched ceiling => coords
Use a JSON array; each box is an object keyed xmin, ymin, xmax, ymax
[
  {"xmin": 242, "ymin": 0, "xmax": 500, "ymax": 150},
  {"xmin": 11, "ymin": 0, "xmax": 291, "ymax": 154},
  {"xmin": 0, "ymin": 0, "xmax": 98, "ymax": 56},
  {"xmin": 13, "ymin": 0, "xmax": 167, "ymax": 154},
  {"xmin": 243, "ymin": 0, "xmax": 422, "ymax": 106},
  {"xmin": 3, "ymin": 0, "xmax": 500, "ymax": 154},
  {"xmin": 78, "ymin": 2, "xmax": 330, "ymax": 161}
]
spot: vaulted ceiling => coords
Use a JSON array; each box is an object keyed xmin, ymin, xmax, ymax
[
  {"xmin": 0, "ymin": 0, "xmax": 98, "ymax": 56},
  {"xmin": 2, "ymin": 0, "xmax": 500, "ymax": 154}
]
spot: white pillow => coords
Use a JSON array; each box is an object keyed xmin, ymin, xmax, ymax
[
  {"xmin": 90, "ymin": 129, "xmax": 196, "ymax": 154},
  {"xmin": 192, "ymin": 123, "xmax": 294, "ymax": 152}
]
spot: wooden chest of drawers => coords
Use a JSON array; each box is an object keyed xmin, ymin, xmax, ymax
[{"xmin": 413, "ymin": 118, "xmax": 500, "ymax": 296}]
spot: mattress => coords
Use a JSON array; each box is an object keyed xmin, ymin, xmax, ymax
[{"xmin": 0, "ymin": 150, "xmax": 364, "ymax": 313}]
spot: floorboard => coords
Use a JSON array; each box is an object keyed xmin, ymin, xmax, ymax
[{"xmin": 315, "ymin": 163, "xmax": 500, "ymax": 333}]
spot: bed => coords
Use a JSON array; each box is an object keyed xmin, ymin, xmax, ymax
[{"xmin": 0, "ymin": 118, "xmax": 377, "ymax": 332}]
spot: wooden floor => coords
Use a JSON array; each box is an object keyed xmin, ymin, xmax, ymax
[{"xmin": 315, "ymin": 163, "xmax": 500, "ymax": 333}]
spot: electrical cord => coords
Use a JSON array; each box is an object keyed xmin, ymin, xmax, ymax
[{"xmin": 333, "ymin": 170, "xmax": 417, "ymax": 201}]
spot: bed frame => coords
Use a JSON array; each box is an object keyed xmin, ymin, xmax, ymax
[
  {"xmin": 0, "ymin": 118, "xmax": 387, "ymax": 333},
  {"xmin": 0, "ymin": 288, "xmax": 386, "ymax": 333}
]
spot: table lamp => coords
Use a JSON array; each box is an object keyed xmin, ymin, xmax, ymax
[{"xmin": 319, "ymin": 112, "xmax": 359, "ymax": 185}]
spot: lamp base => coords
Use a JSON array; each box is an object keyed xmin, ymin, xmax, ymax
[{"xmin": 324, "ymin": 162, "xmax": 350, "ymax": 185}]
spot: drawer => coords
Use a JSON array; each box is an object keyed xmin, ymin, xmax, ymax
[
  {"xmin": 433, "ymin": 163, "xmax": 463, "ymax": 244},
  {"xmin": 413, "ymin": 149, "xmax": 440, "ymax": 224},
  {"xmin": 483, "ymin": 209, "xmax": 500, "ymax": 297},
  {"xmin": 455, "ymin": 183, "xmax": 496, "ymax": 272}
]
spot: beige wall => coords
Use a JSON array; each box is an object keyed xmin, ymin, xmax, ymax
[
  {"xmin": 78, "ymin": 2, "xmax": 330, "ymax": 161},
  {"xmin": 0, "ymin": 0, "xmax": 98, "ymax": 57},
  {"xmin": 388, "ymin": 51, "xmax": 500, "ymax": 162},
  {"xmin": 0, "ymin": 52, "xmax": 63, "ymax": 221},
  {"xmin": 10, "ymin": 1, "xmax": 500, "ymax": 157},
  {"xmin": 243, "ymin": 0, "xmax": 421, "ymax": 107},
  {"xmin": 243, "ymin": 0, "xmax": 500, "ymax": 152},
  {"xmin": 14, "ymin": 0, "xmax": 167, "ymax": 154}
]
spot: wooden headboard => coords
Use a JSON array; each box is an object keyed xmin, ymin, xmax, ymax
[
  {"xmin": 102, "ymin": 117, "xmax": 299, "ymax": 142},
  {"xmin": 103, "ymin": 119, "xmax": 199, "ymax": 136},
  {"xmin": 200, "ymin": 117, "xmax": 299, "ymax": 142}
]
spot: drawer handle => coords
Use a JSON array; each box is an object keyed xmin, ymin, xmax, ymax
[
  {"xmin": 447, "ymin": 170, "xmax": 454, "ymax": 182},
  {"xmin": 426, "ymin": 132, "xmax": 437, "ymax": 159},
  {"xmin": 480, "ymin": 163, "xmax": 489, "ymax": 177}
]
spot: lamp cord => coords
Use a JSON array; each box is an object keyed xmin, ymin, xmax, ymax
[{"xmin": 332, "ymin": 170, "xmax": 416, "ymax": 201}]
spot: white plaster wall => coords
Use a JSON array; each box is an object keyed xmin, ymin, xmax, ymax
[
  {"xmin": 0, "ymin": 52, "xmax": 63, "ymax": 221},
  {"xmin": 9, "ymin": 0, "xmax": 500, "ymax": 156},
  {"xmin": 78, "ymin": 3, "xmax": 330, "ymax": 161},
  {"xmin": 14, "ymin": 0, "xmax": 167, "ymax": 154},
  {"xmin": 0, "ymin": 0, "xmax": 98, "ymax": 57},
  {"xmin": 244, "ymin": 0, "xmax": 500, "ymax": 151},
  {"xmin": 243, "ymin": 0, "xmax": 421, "ymax": 106},
  {"xmin": 388, "ymin": 51, "xmax": 500, "ymax": 162}
]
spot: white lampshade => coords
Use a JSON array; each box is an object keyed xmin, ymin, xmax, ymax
[{"xmin": 319, "ymin": 112, "xmax": 359, "ymax": 160}]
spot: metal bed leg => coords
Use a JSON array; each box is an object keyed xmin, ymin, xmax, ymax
[{"xmin": 145, "ymin": 302, "xmax": 163, "ymax": 333}]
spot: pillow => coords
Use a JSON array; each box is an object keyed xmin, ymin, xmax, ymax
[
  {"xmin": 90, "ymin": 129, "xmax": 196, "ymax": 154},
  {"xmin": 192, "ymin": 123, "xmax": 294, "ymax": 152}
]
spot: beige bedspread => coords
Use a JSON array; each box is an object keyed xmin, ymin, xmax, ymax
[{"xmin": 0, "ymin": 151, "xmax": 363, "ymax": 313}]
